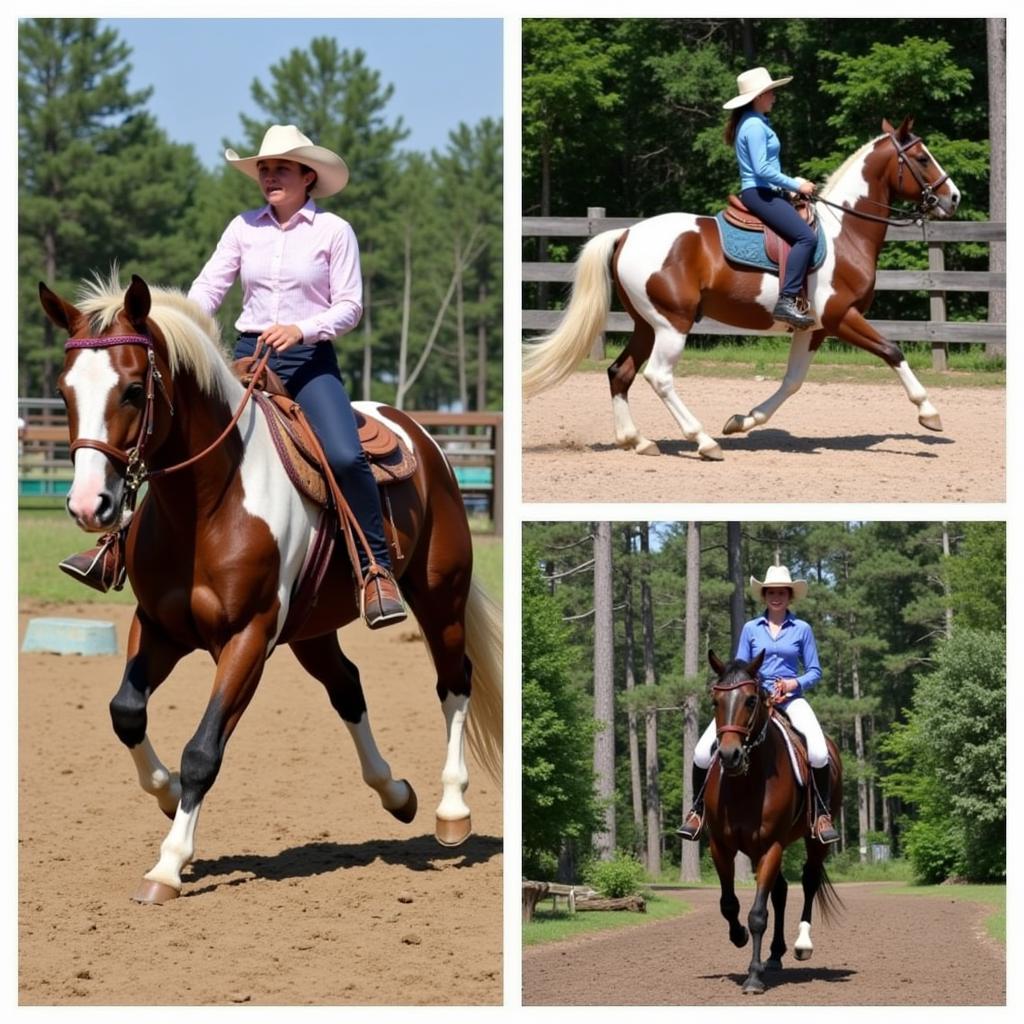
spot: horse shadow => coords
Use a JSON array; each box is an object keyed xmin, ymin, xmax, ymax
[
  {"xmin": 702, "ymin": 965, "xmax": 857, "ymax": 992},
  {"xmin": 181, "ymin": 833, "xmax": 502, "ymax": 898}
]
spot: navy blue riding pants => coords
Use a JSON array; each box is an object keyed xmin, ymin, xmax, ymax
[
  {"xmin": 740, "ymin": 187, "xmax": 816, "ymax": 298},
  {"xmin": 235, "ymin": 334, "xmax": 390, "ymax": 572}
]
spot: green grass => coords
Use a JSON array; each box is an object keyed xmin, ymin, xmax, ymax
[
  {"xmin": 470, "ymin": 534, "xmax": 503, "ymax": 605},
  {"xmin": 891, "ymin": 883, "xmax": 1006, "ymax": 944},
  {"xmin": 523, "ymin": 891, "xmax": 690, "ymax": 946}
]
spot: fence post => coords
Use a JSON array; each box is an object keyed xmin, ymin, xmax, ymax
[
  {"xmin": 587, "ymin": 207, "xmax": 606, "ymax": 361},
  {"xmin": 928, "ymin": 237, "xmax": 948, "ymax": 371},
  {"xmin": 492, "ymin": 416, "xmax": 503, "ymax": 537}
]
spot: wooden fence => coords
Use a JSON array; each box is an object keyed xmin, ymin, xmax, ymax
[
  {"xmin": 523, "ymin": 209, "xmax": 1006, "ymax": 370},
  {"xmin": 18, "ymin": 399, "xmax": 503, "ymax": 536}
]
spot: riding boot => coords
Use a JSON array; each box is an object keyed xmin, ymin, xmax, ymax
[
  {"xmin": 772, "ymin": 294, "xmax": 815, "ymax": 330},
  {"xmin": 676, "ymin": 764, "xmax": 709, "ymax": 840},
  {"xmin": 811, "ymin": 763, "xmax": 840, "ymax": 844}
]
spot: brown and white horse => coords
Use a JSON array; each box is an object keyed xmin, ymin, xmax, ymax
[
  {"xmin": 523, "ymin": 118, "xmax": 960, "ymax": 459},
  {"xmin": 41, "ymin": 274, "xmax": 502, "ymax": 904}
]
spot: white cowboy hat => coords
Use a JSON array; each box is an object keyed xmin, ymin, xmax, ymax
[
  {"xmin": 750, "ymin": 565, "xmax": 808, "ymax": 603},
  {"xmin": 224, "ymin": 124, "xmax": 349, "ymax": 198},
  {"xmin": 723, "ymin": 67, "xmax": 794, "ymax": 110}
]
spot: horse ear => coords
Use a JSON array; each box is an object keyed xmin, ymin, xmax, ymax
[
  {"xmin": 38, "ymin": 282, "xmax": 85, "ymax": 334},
  {"xmin": 881, "ymin": 118, "xmax": 895, "ymax": 135},
  {"xmin": 708, "ymin": 650, "xmax": 725, "ymax": 676},
  {"xmin": 897, "ymin": 116, "xmax": 915, "ymax": 140},
  {"xmin": 749, "ymin": 649, "xmax": 765, "ymax": 675},
  {"xmin": 124, "ymin": 274, "xmax": 152, "ymax": 330}
]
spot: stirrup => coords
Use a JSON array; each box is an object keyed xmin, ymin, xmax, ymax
[
  {"xmin": 676, "ymin": 809, "xmax": 703, "ymax": 840},
  {"xmin": 814, "ymin": 814, "xmax": 840, "ymax": 844},
  {"xmin": 361, "ymin": 567, "xmax": 408, "ymax": 630}
]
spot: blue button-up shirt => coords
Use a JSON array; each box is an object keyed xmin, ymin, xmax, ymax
[
  {"xmin": 735, "ymin": 110, "xmax": 801, "ymax": 193},
  {"xmin": 734, "ymin": 612, "xmax": 822, "ymax": 699}
]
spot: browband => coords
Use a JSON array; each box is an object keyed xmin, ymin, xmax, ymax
[{"xmin": 65, "ymin": 335, "xmax": 152, "ymax": 351}]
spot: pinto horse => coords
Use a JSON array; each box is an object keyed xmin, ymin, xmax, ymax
[
  {"xmin": 704, "ymin": 651, "xmax": 842, "ymax": 995},
  {"xmin": 523, "ymin": 117, "xmax": 961, "ymax": 459},
  {"xmin": 41, "ymin": 274, "xmax": 502, "ymax": 904}
]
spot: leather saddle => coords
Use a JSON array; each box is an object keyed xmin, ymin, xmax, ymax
[
  {"xmin": 234, "ymin": 357, "xmax": 418, "ymax": 509},
  {"xmin": 722, "ymin": 193, "xmax": 817, "ymax": 269}
]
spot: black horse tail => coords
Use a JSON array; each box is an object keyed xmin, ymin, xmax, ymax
[{"xmin": 814, "ymin": 862, "xmax": 845, "ymax": 925}]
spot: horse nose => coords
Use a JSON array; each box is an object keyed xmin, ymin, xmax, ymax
[
  {"xmin": 720, "ymin": 744, "xmax": 741, "ymax": 771},
  {"xmin": 95, "ymin": 491, "xmax": 117, "ymax": 527}
]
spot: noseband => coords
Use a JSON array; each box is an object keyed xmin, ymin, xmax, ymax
[
  {"xmin": 891, "ymin": 131, "xmax": 949, "ymax": 214},
  {"xmin": 712, "ymin": 677, "xmax": 770, "ymax": 773}
]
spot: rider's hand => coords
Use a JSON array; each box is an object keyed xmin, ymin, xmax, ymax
[
  {"xmin": 796, "ymin": 179, "xmax": 816, "ymax": 197},
  {"xmin": 259, "ymin": 323, "xmax": 304, "ymax": 352}
]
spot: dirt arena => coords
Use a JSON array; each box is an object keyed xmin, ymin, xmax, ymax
[
  {"xmin": 523, "ymin": 883, "xmax": 1005, "ymax": 1006},
  {"xmin": 19, "ymin": 601, "xmax": 502, "ymax": 1006},
  {"xmin": 523, "ymin": 373, "xmax": 1004, "ymax": 503}
]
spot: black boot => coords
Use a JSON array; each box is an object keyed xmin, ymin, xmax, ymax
[
  {"xmin": 811, "ymin": 763, "xmax": 840, "ymax": 844},
  {"xmin": 676, "ymin": 764, "xmax": 709, "ymax": 840},
  {"xmin": 772, "ymin": 294, "xmax": 815, "ymax": 330}
]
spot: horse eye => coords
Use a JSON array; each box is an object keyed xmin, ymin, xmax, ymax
[
  {"xmin": 745, "ymin": 696, "xmax": 757, "ymax": 709},
  {"xmin": 122, "ymin": 382, "xmax": 145, "ymax": 408}
]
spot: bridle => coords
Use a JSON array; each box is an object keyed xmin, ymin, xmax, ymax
[
  {"xmin": 712, "ymin": 676, "xmax": 770, "ymax": 774},
  {"xmin": 811, "ymin": 130, "xmax": 951, "ymax": 228},
  {"xmin": 64, "ymin": 332, "xmax": 271, "ymax": 515}
]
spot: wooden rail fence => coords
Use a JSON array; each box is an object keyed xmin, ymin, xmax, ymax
[{"xmin": 523, "ymin": 209, "xmax": 1005, "ymax": 370}]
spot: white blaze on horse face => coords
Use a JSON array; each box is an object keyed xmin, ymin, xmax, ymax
[
  {"xmin": 919, "ymin": 143, "xmax": 960, "ymax": 213},
  {"xmin": 436, "ymin": 693, "xmax": 471, "ymax": 823},
  {"xmin": 64, "ymin": 349, "xmax": 120, "ymax": 521}
]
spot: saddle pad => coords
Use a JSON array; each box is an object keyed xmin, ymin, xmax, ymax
[
  {"xmin": 770, "ymin": 715, "xmax": 807, "ymax": 787},
  {"xmin": 715, "ymin": 211, "xmax": 828, "ymax": 276}
]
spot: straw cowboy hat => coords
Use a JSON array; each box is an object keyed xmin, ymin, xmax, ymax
[
  {"xmin": 750, "ymin": 565, "xmax": 808, "ymax": 602},
  {"xmin": 225, "ymin": 124, "xmax": 349, "ymax": 198},
  {"xmin": 723, "ymin": 67, "xmax": 794, "ymax": 110}
]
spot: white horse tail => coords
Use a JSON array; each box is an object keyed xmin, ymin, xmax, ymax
[
  {"xmin": 522, "ymin": 227, "xmax": 628, "ymax": 399},
  {"xmin": 464, "ymin": 578, "xmax": 503, "ymax": 782}
]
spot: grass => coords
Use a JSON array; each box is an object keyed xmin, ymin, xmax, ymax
[
  {"xmin": 523, "ymin": 891, "xmax": 690, "ymax": 947},
  {"xmin": 891, "ymin": 883, "xmax": 1006, "ymax": 944},
  {"xmin": 19, "ymin": 507, "xmax": 503, "ymax": 608}
]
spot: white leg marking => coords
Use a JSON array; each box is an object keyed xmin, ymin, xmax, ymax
[
  {"xmin": 728, "ymin": 330, "xmax": 815, "ymax": 434},
  {"xmin": 612, "ymin": 394, "xmax": 657, "ymax": 454},
  {"xmin": 436, "ymin": 693, "xmax": 471, "ymax": 822},
  {"xmin": 642, "ymin": 330, "xmax": 723, "ymax": 459},
  {"xmin": 142, "ymin": 801, "xmax": 203, "ymax": 892},
  {"xmin": 345, "ymin": 715, "xmax": 412, "ymax": 812},
  {"xmin": 895, "ymin": 360, "xmax": 942, "ymax": 428},
  {"xmin": 129, "ymin": 737, "xmax": 181, "ymax": 816},
  {"xmin": 794, "ymin": 919, "xmax": 814, "ymax": 961}
]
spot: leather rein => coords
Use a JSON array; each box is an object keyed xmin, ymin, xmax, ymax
[{"xmin": 811, "ymin": 130, "xmax": 950, "ymax": 228}]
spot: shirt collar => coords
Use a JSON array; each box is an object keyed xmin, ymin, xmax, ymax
[
  {"xmin": 255, "ymin": 198, "xmax": 317, "ymax": 226},
  {"xmin": 757, "ymin": 610, "xmax": 795, "ymax": 627}
]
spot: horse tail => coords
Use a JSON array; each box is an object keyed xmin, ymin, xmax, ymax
[
  {"xmin": 814, "ymin": 861, "xmax": 845, "ymax": 925},
  {"xmin": 464, "ymin": 578, "xmax": 503, "ymax": 783},
  {"xmin": 522, "ymin": 227, "xmax": 627, "ymax": 399}
]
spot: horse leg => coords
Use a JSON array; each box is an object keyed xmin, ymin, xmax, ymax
[
  {"xmin": 607, "ymin": 318, "xmax": 659, "ymax": 455},
  {"xmin": 709, "ymin": 839, "xmax": 748, "ymax": 948},
  {"xmin": 766, "ymin": 870, "xmax": 789, "ymax": 970},
  {"xmin": 133, "ymin": 623, "xmax": 273, "ymax": 904},
  {"xmin": 794, "ymin": 837, "xmax": 828, "ymax": 961},
  {"xmin": 108, "ymin": 611, "xmax": 187, "ymax": 819},
  {"xmin": 742, "ymin": 842, "xmax": 784, "ymax": 995},
  {"xmin": 833, "ymin": 307, "xmax": 943, "ymax": 430},
  {"xmin": 722, "ymin": 328, "xmax": 819, "ymax": 435},
  {"xmin": 642, "ymin": 326, "xmax": 724, "ymax": 460},
  {"xmin": 289, "ymin": 634, "xmax": 417, "ymax": 822}
]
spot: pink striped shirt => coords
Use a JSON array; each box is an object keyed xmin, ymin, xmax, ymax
[{"xmin": 188, "ymin": 200, "xmax": 363, "ymax": 343}]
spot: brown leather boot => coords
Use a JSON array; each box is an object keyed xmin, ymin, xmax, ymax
[
  {"xmin": 811, "ymin": 763, "xmax": 840, "ymax": 844},
  {"xmin": 362, "ymin": 569, "xmax": 407, "ymax": 629}
]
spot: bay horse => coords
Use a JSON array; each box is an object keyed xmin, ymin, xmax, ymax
[
  {"xmin": 40, "ymin": 273, "xmax": 502, "ymax": 904},
  {"xmin": 705, "ymin": 650, "xmax": 842, "ymax": 995},
  {"xmin": 523, "ymin": 117, "xmax": 961, "ymax": 459}
]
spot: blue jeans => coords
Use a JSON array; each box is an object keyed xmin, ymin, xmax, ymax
[
  {"xmin": 235, "ymin": 334, "xmax": 391, "ymax": 573},
  {"xmin": 740, "ymin": 187, "xmax": 816, "ymax": 298}
]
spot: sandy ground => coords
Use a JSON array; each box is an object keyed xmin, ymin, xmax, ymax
[
  {"xmin": 19, "ymin": 600, "xmax": 502, "ymax": 1006},
  {"xmin": 523, "ymin": 883, "xmax": 1005, "ymax": 1005},
  {"xmin": 523, "ymin": 373, "xmax": 1004, "ymax": 503}
]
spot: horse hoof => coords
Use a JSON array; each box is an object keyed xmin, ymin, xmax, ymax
[
  {"xmin": 742, "ymin": 979, "xmax": 766, "ymax": 996},
  {"xmin": 721, "ymin": 414, "xmax": 747, "ymax": 436},
  {"xmin": 794, "ymin": 946, "xmax": 813, "ymax": 962},
  {"xmin": 132, "ymin": 879, "xmax": 180, "ymax": 905},
  {"xmin": 388, "ymin": 780, "xmax": 418, "ymax": 824},
  {"xmin": 766, "ymin": 958, "xmax": 783, "ymax": 971},
  {"xmin": 731, "ymin": 926, "xmax": 749, "ymax": 949},
  {"xmin": 435, "ymin": 815, "xmax": 471, "ymax": 847},
  {"xmin": 698, "ymin": 442, "xmax": 724, "ymax": 461},
  {"xmin": 919, "ymin": 413, "xmax": 943, "ymax": 432},
  {"xmin": 635, "ymin": 438, "xmax": 660, "ymax": 456}
]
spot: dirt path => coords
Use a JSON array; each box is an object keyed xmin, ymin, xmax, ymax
[
  {"xmin": 523, "ymin": 373, "xmax": 1004, "ymax": 503},
  {"xmin": 19, "ymin": 601, "xmax": 501, "ymax": 1006},
  {"xmin": 523, "ymin": 883, "xmax": 1004, "ymax": 1005}
]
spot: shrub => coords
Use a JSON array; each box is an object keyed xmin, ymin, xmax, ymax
[
  {"xmin": 903, "ymin": 818, "xmax": 963, "ymax": 884},
  {"xmin": 583, "ymin": 852, "xmax": 646, "ymax": 898}
]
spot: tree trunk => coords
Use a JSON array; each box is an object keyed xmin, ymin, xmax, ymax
[
  {"xmin": 640, "ymin": 525, "xmax": 661, "ymax": 876},
  {"xmin": 942, "ymin": 522, "xmax": 953, "ymax": 638},
  {"xmin": 727, "ymin": 522, "xmax": 745, "ymax": 652},
  {"xmin": 986, "ymin": 18, "xmax": 1006, "ymax": 357},
  {"xmin": 396, "ymin": 223, "xmax": 412, "ymax": 409},
  {"xmin": 623, "ymin": 530, "xmax": 646, "ymax": 863},
  {"xmin": 593, "ymin": 522, "xmax": 616, "ymax": 860},
  {"xmin": 850, "ymin": 631, "xmax": 869, "ymax": 862},
  {"xmin": 455, "ymin": 238, "xmax": 467, "ymax": 411},
  {"xmin": 680, "ymin": 522, "xmax": 701, "ymax": 883},
  {"xmin": 475, "ymin": 280, "xmax": 488, "ymax": 411},
  {"xmin": 538, "ymin": 134, "xmax": 551, "ymax": 310},
  {"xmin": 361, "ymin": 271, "xmax": 373, "ymax": 401}
]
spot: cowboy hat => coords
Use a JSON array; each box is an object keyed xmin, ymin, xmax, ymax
[
  {"xmin": 723, "ymin": 67, "xmax": 794, "ymax": 110},
  {"xmin": 224, "ymin": 124, "xmax": 349, "ymax": 198},
  {"xmin": 750, "ymin": 565, "xmax": 808, "ymax": 602}
]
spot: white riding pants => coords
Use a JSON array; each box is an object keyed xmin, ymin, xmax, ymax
[{"xmin": 693, "ymin": 696, "xmax": 829, "ymax": 769}]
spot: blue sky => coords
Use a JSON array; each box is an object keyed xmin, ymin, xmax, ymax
[{"xmin": 106, "ymin": 19, "xmax": 502, "ymax": 168}]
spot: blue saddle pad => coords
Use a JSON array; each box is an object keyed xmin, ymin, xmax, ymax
[{"xmin": 714, "ymin": 211, "xmax": 828, "ymax": 275}]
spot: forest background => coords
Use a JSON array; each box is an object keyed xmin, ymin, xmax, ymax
[
  {"xmin": 19, "ymin": 18, "xmax": 503, "ymax": 412},
  {"xmin": 522, "ymin": 17, "xmax": 1002, "ymax": 343},
  {"xmin": 522, "ymin": 521, "xmax": 1006, "ymax": 886}
]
